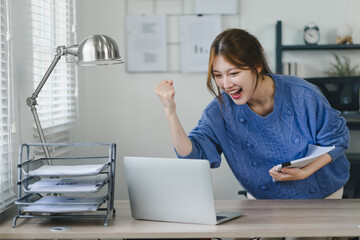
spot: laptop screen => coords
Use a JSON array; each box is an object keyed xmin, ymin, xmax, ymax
[{"xmin": 124, "ymin": 157, "xmax": 219, "ymax": 225}]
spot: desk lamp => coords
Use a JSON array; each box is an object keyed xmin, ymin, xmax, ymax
[{"xmin": 26, "ymin": 35, "xmax": 124, "ymax": 160}]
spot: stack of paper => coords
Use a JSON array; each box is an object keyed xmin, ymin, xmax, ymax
[
  {"xmin": 21, "ymin": 196, "xmax": 105, "ymax": 213},
  {"xmin": 28, "ymin": 163, "xmax": 107, "ymax": 176},
  {"xmin": 27, "ymin": 174, "xmax": 108, "ymax": 193}
]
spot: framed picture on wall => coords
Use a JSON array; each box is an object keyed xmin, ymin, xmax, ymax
[
  {"xmin": 126, "ymin": 15, "xmax": 167, "ymax": 72},
  {"xmin": 180, "ymin": 15, "xmax": 221, "ymax": 73}
]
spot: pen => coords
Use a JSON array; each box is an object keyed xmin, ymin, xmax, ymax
[
  {"xmin": 275, "ymin": 161, "xmax": 291, "ymax": 172},
  {"xmin": 281, "ymin": 161, "xmax": 291, "ymax": 168}
]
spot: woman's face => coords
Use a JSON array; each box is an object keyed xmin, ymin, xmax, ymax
[{"xmin": 212, "ymin": 55, "xmax": 258, "ymax": 105}]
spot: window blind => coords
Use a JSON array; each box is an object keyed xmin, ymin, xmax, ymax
[
  {"xmin": 30, "ymin": 0, "xmax": 77, "ymax": 156},
  {"xmin": 0, "ymin": 0, "xmax": 15, "ymax": 212}
]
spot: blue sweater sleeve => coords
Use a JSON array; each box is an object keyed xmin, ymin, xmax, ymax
[
  {"xmin": 175, "ymin": 101, "xmax": 223, "ymax": 168},
  {"xmin": 305, "ymin": 88, "xmax": 349, "ymax": 160}
]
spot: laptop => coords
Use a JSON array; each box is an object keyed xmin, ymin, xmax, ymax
[{"xmin": 123, "ymin": 156, "xmax": 242, "ymax": 225}]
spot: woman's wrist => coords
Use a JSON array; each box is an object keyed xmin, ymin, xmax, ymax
[
  {"xmin": 303, "ymin": 153, "xmax": 332, "ymax": 177},
  {"xmin": 165, "ymin": 108, "xmax": 177, "ymax": 119}
]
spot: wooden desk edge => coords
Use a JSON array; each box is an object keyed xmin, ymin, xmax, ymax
[{"xmin": 0, "ymin": 199, "xmax": 359, "ymax": 239}]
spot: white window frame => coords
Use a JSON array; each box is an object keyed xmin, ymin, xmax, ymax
[
  {"xmin": 30, "ymin": 0, "xmax": 77, "ymax": 156},
  {"xmin": 0, "ymin": 0, "xmax": 15, "ymax": 212}
]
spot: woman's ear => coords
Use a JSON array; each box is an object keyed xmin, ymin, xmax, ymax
[{"xmin": 256, "ymin": 66, "xmax": 263, "ymax": 73}]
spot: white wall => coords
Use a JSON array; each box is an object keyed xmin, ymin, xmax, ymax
[{"xmin": 74, "ymin": 0, "xmax": 360, "ymax": 200}]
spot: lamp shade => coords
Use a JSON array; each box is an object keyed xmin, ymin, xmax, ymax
[{"xmin": 77, "ymin": 35, "xmax": 124, "ymax": 66}]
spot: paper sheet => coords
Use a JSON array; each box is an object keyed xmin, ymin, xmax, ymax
[
  {"xmin": 180, "ymin": 15, "xmax": 221, "ymax": 73},
  {"xmin": 21, "ymin": 196, "xmax": 105, "ymax": 213},
  {"xmin": 276, "ymin": 144, "xmax": 335, "ymax": 171},
  {"xmin": 126, "ymin": 14, "xmax": 167, "ymax": 72},
  {"xmin": 28, "ymin": 174, "xmax": 108, "ymax": 193},
  {"xmin": 28, "ymin": 164, "xmax": 107, "ymax": 176},
  {"xmin": 195, "ymin": 0, "xmax": 238, "ymax": 14}
]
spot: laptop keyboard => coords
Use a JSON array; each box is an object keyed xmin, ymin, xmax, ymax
[{"xmin": 216, "ymin": 215, "xmax": 227, "ymax": 221}]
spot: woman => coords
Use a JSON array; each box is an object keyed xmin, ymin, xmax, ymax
[{"xmin": 155, "ymin": 28, "xmax": 350, "ymax": 199}]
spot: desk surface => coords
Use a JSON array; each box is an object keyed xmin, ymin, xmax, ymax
[{"xmin": 1, "ymin": 199, "xmax": 360, "ymax": 239}]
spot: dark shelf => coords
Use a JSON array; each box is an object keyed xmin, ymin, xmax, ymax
[
  {"xmin": 305, "ymin": 76, "xmax": 360, "ymax": 114},
  {"xmin": 342, "ymin": 111, "xmax": 360, "ymax": 130},
  {"xmin": 344, "ymin": 152, "xmax": 360, "ymax": 198},
  {"xmin": 282, "ymin": 44, "xmax": 360, "ymax": 51},
  {"xmin": 346, "ymin": 121, "xmax": 360, "ymax": 130},
  {"xmin": 275, "ymin": 20, "xmax": 360, "ymax": 74}
]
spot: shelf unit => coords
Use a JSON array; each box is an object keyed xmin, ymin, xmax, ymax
[
  {"xmin": 275, "ymin": 20, "xmax": 360, "ymax": 74},
  {"xmin": 275, "ymin": 20, "xmax": 360, "ymax": 129},
  {"xmin": 13, "ymin": 142, "xmax": 116, "ymax": 227}
]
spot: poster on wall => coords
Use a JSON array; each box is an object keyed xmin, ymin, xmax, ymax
[
  {"xmin": 195, "ymin": 0, "xmax": 238, "ymax": 14},
  {"xmin": 180, "ymin": 15, "xmax": 221, "ymax": 73},
  {"xmin": 126, "ymin": 15, "xmax": 167, "ymax": 72}
]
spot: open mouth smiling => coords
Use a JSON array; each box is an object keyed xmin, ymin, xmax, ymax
[{"xmin": 228, "ymin": 88, "xmax": 243, "ymax": 99}]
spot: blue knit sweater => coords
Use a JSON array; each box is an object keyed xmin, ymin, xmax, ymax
[{"xmin": 177, "ymin": 74, "xmax": 350, "ymax": 199}]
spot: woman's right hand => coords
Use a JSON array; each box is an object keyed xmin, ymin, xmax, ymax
[
  {"xmin": 154, "ymin": 79, "xmax": 193, "ymax": 156},
  {"xmin": 155, "ymin": 80, "xmax": 176, "ymax": 115}
]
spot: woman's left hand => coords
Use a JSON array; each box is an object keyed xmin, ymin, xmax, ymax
[
  {"xmin": 269, "ymin": 153, "xmax": 333, "ymax": 182},
  {"xmin": 269, "ymin": 166, "xmax": 308, "ymax": 181}
]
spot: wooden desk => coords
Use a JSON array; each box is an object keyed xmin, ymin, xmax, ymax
[{"xmin": 1, "ymin": 199, "xmax": 360, "ymax": 239}]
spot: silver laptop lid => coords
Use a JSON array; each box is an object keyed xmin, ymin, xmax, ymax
[{"xmin": 124, "ymin": 157, "xmax": 218, "ymax": 225}]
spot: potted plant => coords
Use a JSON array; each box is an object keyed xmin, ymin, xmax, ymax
[{"xmin": 324, "ymin": 53, "xmax": 360, "ymax": 76}]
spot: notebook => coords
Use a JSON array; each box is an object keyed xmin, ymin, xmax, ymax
[{"xmin": 123, "ymin": 156, "xmax": 242, "ymax": 225}]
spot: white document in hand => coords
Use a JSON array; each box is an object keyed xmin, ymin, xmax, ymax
[{"xmin": 276, "ymin": 144, "xmax": 335, "ymax": 172}]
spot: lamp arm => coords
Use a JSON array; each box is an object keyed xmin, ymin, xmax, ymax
[
  {"xmin": 26, "ymin": 46, "xmax": 67, "ymax": 160},
  {"xmin": 31, "ymin": 46, "xmax": 66, "ymax": 99},
  {"xmin": 30, "ymin": 104, "xmax": 51, "ymax": 160}
]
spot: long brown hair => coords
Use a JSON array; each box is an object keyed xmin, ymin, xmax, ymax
[{"xmin": 207, "ymin": 28, "xmax": 271, "ymax": 104}]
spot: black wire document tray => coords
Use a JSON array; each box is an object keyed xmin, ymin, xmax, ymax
[
  {"xmin": 25, "ymin": 174, "xmax": 108, "ymax": 193},
  {"xmin": 26, "ymin": 163, "xmax": 109, "ymax": 176},
  {"xmin": 18, "ymin": 194, "xmax": 106, "ymax": 213},
  {"xmin": 13, "ymin": 142, "xmax": 116, "ymax": 227}
]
